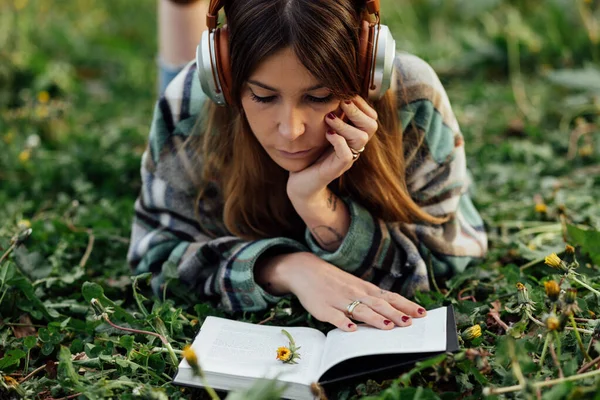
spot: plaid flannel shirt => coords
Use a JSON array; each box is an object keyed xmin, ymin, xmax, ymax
[{"xmin": 127, "ymin": 52, "xmax": 488, "ymax": 312}]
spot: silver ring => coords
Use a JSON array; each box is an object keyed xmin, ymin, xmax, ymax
[
  {"xmin": 351, "ymin": 152, "xmax": 359, "ymax": 161},
  {"xmin": 346, "ymin": 300, "xmax": 362, "ymax": 318},
  {"xmin": 352, "ymin": 146, "xmax": 365, "ymax": 154}
]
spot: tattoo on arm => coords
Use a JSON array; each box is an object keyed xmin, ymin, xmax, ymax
[
  {"xmin": 311, "ymin": 225, "xmax": 344, "ymax": 248},
  {"xmin": 326, "ymin": 191, "xmax": 338, "ymax": 212}
]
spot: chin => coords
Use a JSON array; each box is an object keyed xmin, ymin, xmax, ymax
[{"xmin": 276, "ymin": 160, "xmax": 311, "ymax": 172}]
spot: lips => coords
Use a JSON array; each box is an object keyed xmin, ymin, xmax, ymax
[
  {"xmin": 279, "ymin": 149, "xmax": 310, "ymax": 154},
  {"xmin": 277, "ymin": 148, "xmax": 313, "ymax": 159}
]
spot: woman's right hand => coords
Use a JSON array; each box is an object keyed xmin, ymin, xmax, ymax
[{"xmin": 256, "ymin": 252, "xmax": 427, "ymax": 331}]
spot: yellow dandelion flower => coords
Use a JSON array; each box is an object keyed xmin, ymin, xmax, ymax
[
  {"xmin": 461, "ymin": 325, "xmax": 482, "ymax": 341},
  {"xmin": 516, "ymin": 282, "xmax": 525, "ymax": 291},
  {"xmin": 579, "ymin": 144, "xmax": 594, "ymax": 157},
  {"xmin": 545, "ymin": 315, "xmax": 560, "ymax": 331},
  {"xmin": 4, "ymin": 375, "xmax": 18, "ymax": 387},
  {"xmin": 35, "ymin": 106, "xmax": 49, "ymax": 119},
  {"xmin": 182, "ymin": 344, "xmax": 203, "ymax": 377},
  {"xmin": 3, "ymin": 131, "xmax": 15, "ymax": 144},
  {"xmin": 17, "ymin": 219, "xmax": 31, "ymax": 229},
  {"xmin": 544, "ymin": 253, "xmax": 562, "ymax": 269},
  {"xmin": 544, "ymin": 280, "xmax": 560, "ymax": 302},
  {"xmin": 535, "ymin": 203, "xmax": 547, "ymax": 213},
  {"xmin": 276, "ymin": 346, "xmax": 292, "ymax": 362},
  {"xmin": 18, "ymin": 149, "xmax": 31, "ymax": 163},
  {"xmin": 182, "ymin": 345, "xmax": 198, "ymax": 366},
  {"xmin": 37, "ymin": 91, "xmax": 50, "ymax": 104},
  {"xmin": 565, "ymin": 245, "xmax": 575, "ymax": 254}
]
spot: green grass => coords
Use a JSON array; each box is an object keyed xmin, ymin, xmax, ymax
[{"xmin": 1, "ymin": 0, "xmax": 600, "ymax": 398}]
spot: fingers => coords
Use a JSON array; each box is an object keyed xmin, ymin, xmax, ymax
[
  {"xmin": 377, "ymin": 290, "xmax": 427, "ymax": 319},
  {"xmin": 325, "ymin": 112, "xmax": 369, "ymax": 153},
  {"xmin": 327, "ymin": 311, "xmax": 358, "ymax": 332},
  {"xmin": 356, "ymin": 297, "xmax": 413, "ymax": 328},
  {"xmin": 324, "ymin": 129, "xmax": 355, "ymax": 169},
  {"xmin": 347, "ymin": 302, "xmax": 397, "ymax": 329},
  {"xmin": 324, "ymin": 97, "xmax": 378, "ymax": 152},
  {"xmin": 352, "ymin": 95, "xmax": 378, "ymax": 121}
]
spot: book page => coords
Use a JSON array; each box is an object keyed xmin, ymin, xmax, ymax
[
  {"xmin": 179, "ymin": 317, "xmax": 326, "ymax": 385},
  {"xmin": 318, "ymin": 307, "xmax": 448, "ymax": 376}
]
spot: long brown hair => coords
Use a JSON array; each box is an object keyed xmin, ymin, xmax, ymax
[{"xmin": 192, "ymin": 0, "xmax": 447, "ymax": 240}]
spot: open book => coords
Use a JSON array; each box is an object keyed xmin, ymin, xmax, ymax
[{"xmin": 173, "ymin": 306, "xmax": 458, "ymax": 400}]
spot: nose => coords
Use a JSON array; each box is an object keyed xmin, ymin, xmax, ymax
[{"xmin": 278, "ymin": 104, "xmax": 305, "ymax": 141}]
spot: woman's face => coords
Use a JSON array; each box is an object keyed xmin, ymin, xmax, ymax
[{"xmin": 241, "ymin": 47, "xmax": 340, "ymax": 172}]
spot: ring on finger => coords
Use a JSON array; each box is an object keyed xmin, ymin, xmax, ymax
[
  {"xmin": 350, "ymin": 146, "xmax": 364, "ymax": 161},
  {"xmin": 346, "ymin": 300, "xmax": 362, "ymax": 319}
]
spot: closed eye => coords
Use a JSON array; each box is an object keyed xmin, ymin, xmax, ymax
[{"xmin": 249, "ymin": 92, "xmax": 334, "ymax": 104}]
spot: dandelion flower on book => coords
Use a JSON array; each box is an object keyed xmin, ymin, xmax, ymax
[
  {"xmin": 277, "ymin": 329, "xmax": 301, "ymax": 364},
  {"xmin": 276, "ymin": 347, "xmax": 293, "ymax": 362}
]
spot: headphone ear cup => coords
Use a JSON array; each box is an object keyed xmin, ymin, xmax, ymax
[{"xmin": 215, "ymin": 26, "xmax": 233, "ymax": 105}]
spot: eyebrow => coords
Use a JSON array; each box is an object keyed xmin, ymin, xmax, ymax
[{"xmin": 247, "ymin": 80, "xmax": 324, "ymax": 92}]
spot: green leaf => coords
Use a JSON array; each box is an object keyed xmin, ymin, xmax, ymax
[
  {"xmin": 541, "ymin": 381, "xmax": 573, "ymax": 400},
  {"xmin": 11, "ymin": 275, "xmax": 59, "ymax": 319},
  {"xmin": 0, "ymin": 261, "xmax": 16, "ymax": 286},
  {"xmin": 81, "ymin": 281, "xmax": 104, "ymax": 301},
  {"xmin": 81, "ymin": 281, "xmax": 135, "ymax": 323},
  {"xmin": 58, "ymin": 345, "xmax": 85, "ymax": 387},
  {"xmin": 13, "ymin": 246, "xmax": 51, "ymax": 280},
  {"xmin": 0, "ymin": 349, "xmax": 26, "ymax": 369},
  {"xmin": 23, "ymin": 335, "xmax": 37, "ymax": 350},
  {"xmin": 119, "ymin": 335, "xmax": 134, "ymax": 356},
  {"xmin": 567, "ymin": 225, "xmax": 600, "ymax": 266}
]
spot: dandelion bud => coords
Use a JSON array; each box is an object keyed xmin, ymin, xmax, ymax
[
  {"xmin": 461, "ymin": 324, "xmax": 482, "ymax": 341},
  {"xmin": 516, "ymin": 282, "xmax": 530, "ymax": 304},
  {"xmin": 183, "ymin": 345, "xmax": 202, "ymax": 376},
  {"xmin": 564, "ymin": 288, "xmax": 577, "ymax": 304},
  {"xmin": 544, "ymin": 281, "xmax": 560, "ymax": 302},
  {"xmin": 544, "ymin": 253, "xmax": 565, "ymax": 270},
  {"xmin": 545, "ymin": 315, "xmax": 560, "ymax": 331},
  {"xmin": 565, "ymin": 245, "xmax": 575, "ymax": 254}
]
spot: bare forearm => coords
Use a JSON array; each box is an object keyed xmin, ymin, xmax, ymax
[
  {"xmin": 293, "ymin": 189, "xmax": 350, "ymax": 252},
  {"xmin": 158, "ymin": 0, "xmax": 208, "ymax": 65}
]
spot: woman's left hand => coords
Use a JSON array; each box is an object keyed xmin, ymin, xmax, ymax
[{"xmin": 287, "ymin": 95, "xmax": 378, "ymax": 203}]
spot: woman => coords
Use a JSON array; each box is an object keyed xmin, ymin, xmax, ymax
[{"xmin": 129, "ymin": 0, "xmax": 488, "ymax": 333}]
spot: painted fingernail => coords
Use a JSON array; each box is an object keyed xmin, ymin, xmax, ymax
[
  {"xmin": 402, "ymin": 316, "xmax": 410, "ymax": 323},
  {"xmin": 327, "ymin": 112, "xmax": 336, "ymax": 119},
  {"xmin": 326, "ymin": 129, "xmax": 335, "ymax": 135},
  {"xmin": 418, "ymin": 308, "xmax": 426, "ymax": 315},
  {"xmin": 348, "ymin": 323, "xmax": 355, "ymax": 329},
  {"xmin": 383, "ymin": 319, "xmax": 392, "ymax": 326},
  {"xmin": 344, "ymin": 100, "xmax": 352, "ymax": 104}
]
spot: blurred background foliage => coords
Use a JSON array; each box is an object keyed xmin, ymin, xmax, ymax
[{"xmin": 1, "ymin": 0, "xmax": 600, "ymax": 398}]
